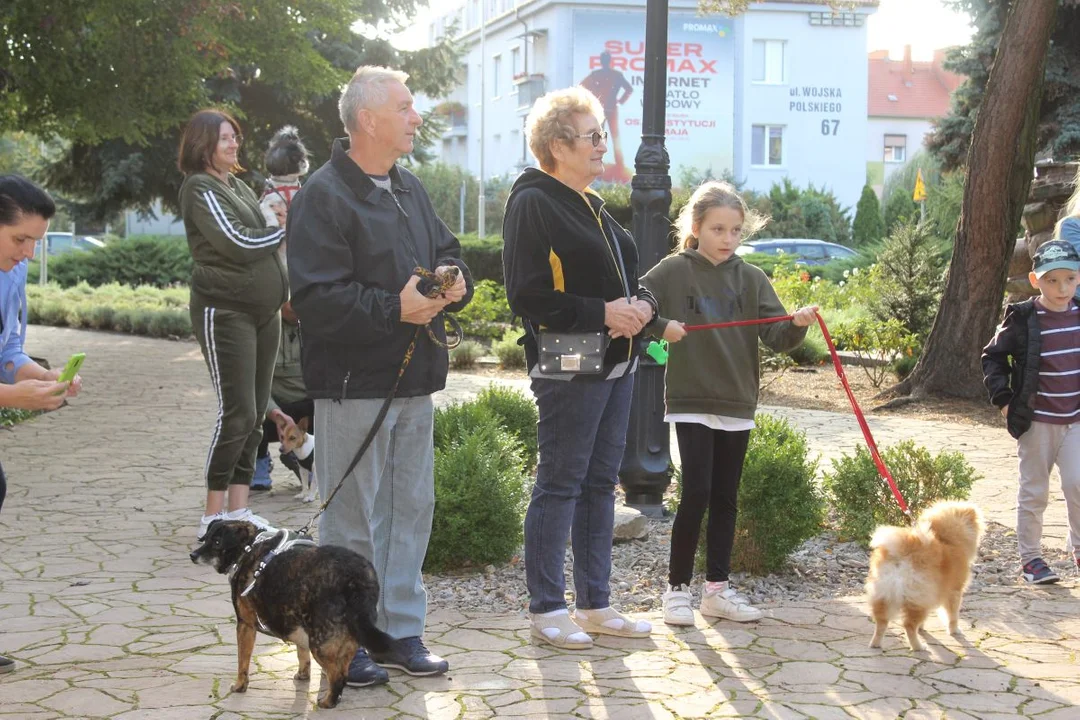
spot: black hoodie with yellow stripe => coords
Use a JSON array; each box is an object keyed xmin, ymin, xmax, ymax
[{"xmin": 502, "ymin": 167, "xmax": 656, "ymax": 377}]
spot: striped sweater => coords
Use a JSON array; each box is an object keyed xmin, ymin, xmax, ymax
[
  {"xmin": 179, "ymin": 172, "xmax": 288, "ymax": 316},
  {"xmin": 1032, "ymin": 299, "xmax": 1080, "ymax": 424}
]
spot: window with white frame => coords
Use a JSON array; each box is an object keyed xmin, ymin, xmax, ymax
[
  {"xmin": 511, "ymin": 46, "xmax": 521, "ymax": 90},
  {"xmin": 493, "ymin": 54, "xmax": 502, "ymax": 98},
  {"xmin": 751, "ymin": 40, "xmax": 785, "ymax": 84},
  {"xmin": 884, "ymin": 134, "xmax": 907, "ymax": 162},
  {"xmin": 751, "ymin": 125, "xmax": 784, "ymax": 166}
]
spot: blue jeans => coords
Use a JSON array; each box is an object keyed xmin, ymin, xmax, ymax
[{"xmin": 525, "ymin": 374, "xmax": 635, "ymax": 613}]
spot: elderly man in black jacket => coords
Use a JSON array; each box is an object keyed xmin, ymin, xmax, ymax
[{"xmin": 287, "ymin": 65, "xmax": 472, "ymax": 687}]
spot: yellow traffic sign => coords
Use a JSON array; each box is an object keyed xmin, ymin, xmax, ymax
[{"xmin": 913, "ymin": 168, "xmax": 928, "ymax": 202}]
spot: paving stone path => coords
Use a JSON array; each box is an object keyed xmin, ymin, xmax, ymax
[{"xmin": 1, "ymin": 326, "xmax": 1077, "ymax": 719}]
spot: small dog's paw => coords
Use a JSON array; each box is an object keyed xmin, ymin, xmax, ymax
[
  {"xmin": 294, "ymin": 668, "xmax": 310, "ymax": 681},
  {"xmin": 909, "ymin": 642, "xmax": 926, "ymax": 652},
  {"xmin": 869, "ymin": 639, "xmax": 882, "ymax": 649},
  {"xmin": 317, "ymin": 695, "xmax": 339, "ymax": 709},
  {"xmin": 303, "ymin": 493, "xmax": 316, "ymax": 503},
  {"xmin": 230, "ymin": 679, "xmax": 249, "ymax": 693}
]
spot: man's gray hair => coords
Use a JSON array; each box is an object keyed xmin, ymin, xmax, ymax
[{"xmin": 339, "ymin": 66, "xmax": 411, "ymax": 133}]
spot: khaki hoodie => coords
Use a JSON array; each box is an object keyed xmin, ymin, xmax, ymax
[{"xmin": 641, "ymin": 249, "xmax": 807, "ymax": 419}]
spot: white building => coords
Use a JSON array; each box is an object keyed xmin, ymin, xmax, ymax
[{"xmin": 426, "ymin": 0, "xmax": 877, "ymax": 209}]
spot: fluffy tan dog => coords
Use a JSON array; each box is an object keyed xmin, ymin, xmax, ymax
[{"xmin": 866, "ymin": 501, "xmax": 984, "ymax": 651}]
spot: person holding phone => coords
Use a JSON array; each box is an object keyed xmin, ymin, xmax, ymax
[{"xmin": 0, "ymin": 175, "xmax": 83, "ymax": 673}]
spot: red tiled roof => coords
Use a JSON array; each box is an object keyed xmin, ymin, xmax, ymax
[{"xmin": 868, "ymin": 47, "xmax": 965, "ymax": 119}]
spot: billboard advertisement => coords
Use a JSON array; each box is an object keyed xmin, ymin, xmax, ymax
[{"xmin": 573, "ymin": 11, "xmax": 735, "ymax": 183}]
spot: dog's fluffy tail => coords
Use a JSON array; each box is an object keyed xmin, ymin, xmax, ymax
[{"xmin": 920, "ymin": 501, "xmax": 984, "ymax": 550}]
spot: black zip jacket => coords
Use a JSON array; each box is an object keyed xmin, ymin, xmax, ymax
[
  {"xmin": 501, "ymin": 167, "xmax": 656, "ymax": 377},
  {"xmin": 286, "ymin": 139, "xmax": 473, "ymax": 399},
  {"xmin": 981, "ymin": 299, "xmax": 1040, "ymax": 439}
]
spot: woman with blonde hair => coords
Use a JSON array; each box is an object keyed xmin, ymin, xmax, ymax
[
  {"xmin": 640, "ymin": 180, "xmax": 817, "ymax": 626},
  {"xmin": 1055, "ymin": 167, "xmax": 1080, "ymax": 301},
  {"xmin": 502, "ymin": 87, "xmax": 657, "ymax": 649}
]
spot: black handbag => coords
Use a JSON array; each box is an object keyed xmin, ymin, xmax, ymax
[
  {"xmin": 531, "ymin": 210, "xmax": 630, "ymax": 376},
  {"xmin": 537, "ymin": 331, "xmax": 610, "ymax": 374}
]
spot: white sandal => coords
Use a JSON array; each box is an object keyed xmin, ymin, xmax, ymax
[
  {"xmin": 530, "ymin": 611, "xmax": 593, "ymax": 649},
  {"xmin": 573, "ymin": 606, "xmax": 652, "ymax": 638}
]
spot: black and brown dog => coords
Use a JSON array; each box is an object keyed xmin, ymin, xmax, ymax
[{"xmin": 190, "ymin": 520, "xmax": 392, "ymax": 708}]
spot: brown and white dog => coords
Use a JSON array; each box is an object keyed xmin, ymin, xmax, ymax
[
  {"xmin": 278, "ymin": 416, "xmax": 317, "ymax": 503},
  {"xmin": 866, "ymin": 501, "xmax": 984, "ymax": 651}
]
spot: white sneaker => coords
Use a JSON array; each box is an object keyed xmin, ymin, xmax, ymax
[
  {"xmin": 662, "ymin": 584, "xmax": 695, "ymax": 626},
  {"xmin": 699, "ymin": 583, "xmax": 763, "ymax": 622},
  {"xmin": 196, "ymin": 510, "xmax": 228, "ymax": 542},
  {"xmin": 225, "ymin": 508, "xmax": 274, "ymax": 532}
]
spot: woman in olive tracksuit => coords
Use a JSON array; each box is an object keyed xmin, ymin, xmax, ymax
[{"xmin": 178, "ymin": 109, "xmax": 287, "ymax": 541}]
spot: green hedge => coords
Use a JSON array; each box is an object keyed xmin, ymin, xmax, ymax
[
  {"xmin": 37, "ymin": 235, "xmax": 191, "ymax": 288},
  {"xmin": 28, "ymin": 283, "xmax": 193, "ymax": 338},
  {"xmin": 459, "ymin": 234, "xmax": 504, "ymax": 284}
]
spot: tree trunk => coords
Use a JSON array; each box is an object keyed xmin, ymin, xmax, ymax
[{"xmin": 896, "ymin": 0, "xmax": 1057, "ymax": 400}]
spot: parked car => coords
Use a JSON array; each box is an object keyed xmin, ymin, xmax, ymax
[
  {"xmin": 735, "ymin": 238, "xmax": 858, "ymax": 265},
  {"xmin": 35, "ymin": 232, "xmax": 106, "ymax": 257}
]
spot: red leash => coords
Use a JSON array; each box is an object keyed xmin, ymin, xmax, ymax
[{"xmin": 683, "ymin": 312, "xmax": 911, "ymax": 516}]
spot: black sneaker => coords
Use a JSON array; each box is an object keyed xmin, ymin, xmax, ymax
[
  {"xmin": 1021, "ymin": 558, "xmax": 1060, "ymax": 584},
  {"xmin": 0, "ymin": 654, "xmax": 14, "ymax": 673},
  {"xmin": 371, "ymin": 636, "xmax": 449, "ymax": 677},
  {"xmin": 345, "ymin": 648, "xmax": 389, "ymax": 687}
]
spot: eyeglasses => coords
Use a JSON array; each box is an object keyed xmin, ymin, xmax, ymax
[
  {"xmin": 575, "ymin": 131, "xmax": 608, "ymax": 147},
  {"xmin": 219, "ymin": 134, "xmax": 243, "ymax": 146}
]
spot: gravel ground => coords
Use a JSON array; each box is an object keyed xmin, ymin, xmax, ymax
[{"xmin": 425, "ymin": 512, "xmax": 1078, "ymax": 616}]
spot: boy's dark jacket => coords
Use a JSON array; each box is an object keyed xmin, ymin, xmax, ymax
[
  {"xmin": 981, "ymin": 298, "xmax": 1041, "ymax": 439},
  {"xmin": 286, "ymin": 139, "xmax": 473, "ymax": 399},
  {"xmin": 501, "ymin": 167, "xmax": 656, "ymax": 376}
]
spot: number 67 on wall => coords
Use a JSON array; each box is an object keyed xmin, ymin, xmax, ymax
[{"xmin": 821, "ymin": 119, "xmax": 840, "ymax": 135}]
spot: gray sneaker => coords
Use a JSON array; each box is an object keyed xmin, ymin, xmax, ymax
[{"xmin": 0, "ymin": 654, "xmax": 14, "ymax": 673}]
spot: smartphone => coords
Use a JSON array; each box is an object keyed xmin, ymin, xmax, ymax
[{"xmin": 57, "ymin": 352, "xmax": 86, "ymax": 384}]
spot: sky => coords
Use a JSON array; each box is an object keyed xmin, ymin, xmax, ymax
[{"xmin": 392, "ymin": 0, "xmax": 976, "ymax": 57}]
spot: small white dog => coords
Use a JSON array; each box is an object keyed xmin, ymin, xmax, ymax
[{"xmin": 260, "ymin": 125, "xmax": 310, "ymax": 227}]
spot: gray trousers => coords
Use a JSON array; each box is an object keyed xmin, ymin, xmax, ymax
[
  {"xmin": 314, "ymin": 395, "xmax": 435, "ymax": 639},
  {"xmin": 1016, "ymin": 420, "xmax": 1080, "ymax": 564}
]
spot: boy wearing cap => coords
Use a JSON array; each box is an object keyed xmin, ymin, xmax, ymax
[{"xmin": 982, "ymin": 239, "xmax": 1080, "ymax": 584}]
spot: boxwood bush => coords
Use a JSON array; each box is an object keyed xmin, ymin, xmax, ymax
[
  {"xmin": 823, "ymin": 440, "xmax": 979, "ymax": 546},
  {"xmin": 427, "ymin": 397, "xmax": 531, "ymax": 572}
]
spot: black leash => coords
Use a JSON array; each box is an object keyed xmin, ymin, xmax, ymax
[{"xmin": 295, "ymin": 267, "xmax": 460, "ymax": 537}]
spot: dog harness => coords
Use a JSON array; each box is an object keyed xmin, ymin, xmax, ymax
[{"xmin": 239, "ymin": 529, "xmax": 316, "ymax": 598}]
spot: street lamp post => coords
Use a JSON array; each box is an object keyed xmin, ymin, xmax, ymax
[{"xmin": 620, "ymin": 0, "xmax": 671, "ymax": 516}]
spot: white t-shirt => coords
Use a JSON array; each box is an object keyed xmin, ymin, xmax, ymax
[{"xmin": 665, "ymin": 413, "xmax": 755, "ymax": 431}]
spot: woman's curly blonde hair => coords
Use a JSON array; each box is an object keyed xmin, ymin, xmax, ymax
[
  {"xmin": 525, "ymin": 87, "xmax": 605, "ymax": 172},
  {"xmin": 672, "ymin": 180, "xmax": 768, "ymax": 253}
]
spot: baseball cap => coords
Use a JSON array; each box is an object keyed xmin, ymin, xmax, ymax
[{"xmin": 1032, "ymin": 240, "xmax": 1080, "ymax": 278}]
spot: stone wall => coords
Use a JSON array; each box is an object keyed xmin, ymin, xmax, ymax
[{"xmin": 1007, "ymin": 161, "xmax": 1079, "ymax": 301}]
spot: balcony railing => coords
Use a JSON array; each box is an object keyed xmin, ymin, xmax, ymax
[{"xmin": 515, "ymin": 74, "xmax": 546, "ymax": 112}]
